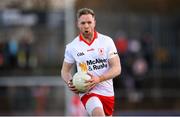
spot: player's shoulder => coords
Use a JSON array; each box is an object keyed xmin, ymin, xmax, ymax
[
  {"xmin": 66, "ymin": 36, "xmax": 79, "ymax": 48},
  {"xmin": 98, "ymin": 32, "xmax": 114, "ymax": 42}
]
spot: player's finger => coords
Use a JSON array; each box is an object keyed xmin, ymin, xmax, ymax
[
  {"xmin": 84, "ymin": 79, "xmax": 93, "ymax": 83},
  {"xmin": 88, "ymin": 83, "xmax": 96, "ymax": 90},
  {"xmin": 87, "ymin": 72, "xmax": 93, "ymax": 77},
  {"xmin": 84, "ymin": 82, "xmax": 91, "ymax": 87}
]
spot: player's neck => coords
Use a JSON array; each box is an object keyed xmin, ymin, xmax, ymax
[{"xmin": 82, "ymin": 32, "xmax": 94, "ymax": 43}]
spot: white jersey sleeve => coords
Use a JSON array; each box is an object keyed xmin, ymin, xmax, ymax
[
  {"xmin": 106, "ymin": 37, "xmax": 118, "ymax": 59},
  {"xmin": 64, "ymin": 45, "xmax": 75, "ymax": 63}
]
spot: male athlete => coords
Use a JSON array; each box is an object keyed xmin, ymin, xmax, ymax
[{"xmin": 61, "ymin": 8, "xmax": 121, "ymax": 116}]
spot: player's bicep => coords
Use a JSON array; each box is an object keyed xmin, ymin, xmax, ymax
[{"xmin": 108, "ymin": 55, "xmax": 120, "ymax": 69}]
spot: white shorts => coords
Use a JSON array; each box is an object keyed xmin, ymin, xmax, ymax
[
  {"xmin": 85, "ymin": 96, "xmax": 103, "ymax": 115},
  {"xmin": 81, "ymin": 93, "xmax": 114, "ymax": 116}
]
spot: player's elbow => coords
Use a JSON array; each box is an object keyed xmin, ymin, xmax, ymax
[
  {"xmin": 115, "ymin": 64, "xmax": 121, "ymax": 77},
  {"xmin": 112, "ymin": 68, "xmax": 121, "ymax": 80},
  {"xmin": 113, "ymin": 56, "xmax": 121, "ymax": 77},
  {"xmin": 116, "ymin": 66, "xmax": 121, "ymax": 76}
]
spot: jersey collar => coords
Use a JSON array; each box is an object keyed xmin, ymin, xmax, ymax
[{"xmin": 79, "ymin": 31, "xmax": 98, "ymax": 46}]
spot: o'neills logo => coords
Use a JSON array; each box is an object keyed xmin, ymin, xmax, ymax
[
  {"xmin": 77, "ymin": 52, "xmax": 85, "ymax": 56},
  {"xmin": 86, "ymin": 58, "xmax": 108, "ymax": 71}
]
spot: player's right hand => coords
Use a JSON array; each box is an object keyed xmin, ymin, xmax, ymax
[{"xmin": 67, "ymin": 79, "xmax": 79, "ymax": 94}]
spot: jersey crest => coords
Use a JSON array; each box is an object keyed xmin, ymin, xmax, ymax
[{"xmin": 79, "ymin": 62, "xmax": 88, "ymax": 73}]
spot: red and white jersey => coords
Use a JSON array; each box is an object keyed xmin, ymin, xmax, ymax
[{"xmin": 64, "ymin": 31, "xmax": 118, "ymax": 97}]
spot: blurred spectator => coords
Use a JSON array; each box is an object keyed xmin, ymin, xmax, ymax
[
  {"xmin": 140, "ymin": 32, "xmax": 154, "ymax": 70},
  {"xmin": 17, "ymin": 27, "xmax": 37, "ymax": 69},
  {"xmin": 114, "ymin": 31, "xmax": 129, "ymax": 89},
  {"xmin": 114, "ymin": 31, "xmax": 152, "ymax": 102},
  {"xmin": 0, "ymin": 42, "xmax": 5, "ymax": 68},
  {"xmin": 132, "ymin": 57, "xmax": 148, "ymax": 77},
  {"xmin": 154, "ymin": 47, "xmax": 170, "ymax": 68},
  {"xmin": 7, "ymin": 38, "xmax": 19, "ymax": 68},
  {"xmin": 114, "ymin": 31, "xmax": 128, "ymax": 55},
  {"xmin": 126, "ymin": 38, "xmax": 145, "ymax": 102},
  {"xmin": 128, "ymin": 39, "xmax": 141, "ymax": 54}
]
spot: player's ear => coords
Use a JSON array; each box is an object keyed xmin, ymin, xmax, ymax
[{"xmin": 94, "ymin": 19, "xmax": 96, "ymax": 28}]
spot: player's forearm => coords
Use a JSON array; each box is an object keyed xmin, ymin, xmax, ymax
[
  {"xmin": 99, "ymin": 55, "xmax": 121, "ymax": 82},
  {"xmin": 99, "ymin": 65, "xmax": 121, "ymax": 82},
  {"xmin": 61, "ymin": 61, "xmax": 74, "ymax": 85},
  {"xmin": 61, "ymin": 70, "xmax": 72, "ymax": 85}
]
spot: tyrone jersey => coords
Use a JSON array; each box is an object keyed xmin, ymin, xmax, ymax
[{"xmin": 64, "ymin": 31, "xmax": 118, "ymax": 97}]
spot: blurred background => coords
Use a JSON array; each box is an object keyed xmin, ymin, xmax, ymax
[{"xmin": 0, "ymin": 0, "xmax": 180, "ymax": 116}]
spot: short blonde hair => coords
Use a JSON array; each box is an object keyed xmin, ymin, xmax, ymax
[{"xmin": 76, "ymin": 8, "xmax": 95, "ymax": 19}]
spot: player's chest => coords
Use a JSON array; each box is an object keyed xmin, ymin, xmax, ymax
[{"xmin": 72, "ymin": 43, "xmax": 107, "ymax": 61}]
